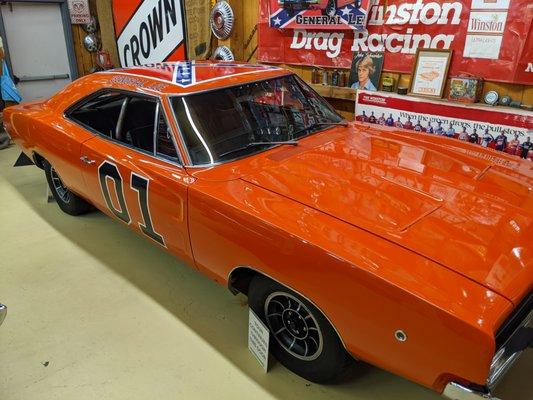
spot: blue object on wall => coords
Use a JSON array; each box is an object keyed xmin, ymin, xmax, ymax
[{"xmin": 1, "ymin": 62, "xmax": 22, "ymax": 103}]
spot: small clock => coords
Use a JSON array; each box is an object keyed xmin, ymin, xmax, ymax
[{"xmin": 484, "ymin": 91, "xmax": 499, "ymax": 106}]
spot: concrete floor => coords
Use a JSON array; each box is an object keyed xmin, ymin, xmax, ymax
[{"xmin": 0, "ymin": 144, "xmax": 531, "ymax": 400}]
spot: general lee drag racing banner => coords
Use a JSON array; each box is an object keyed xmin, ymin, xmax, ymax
[
  {"xmin": 258, "ymin": 0, "xmax": 533, "ymax": 84},
  {"xmin": 113, "ymin": 0, "xmax": 187, "ymax": 67}
]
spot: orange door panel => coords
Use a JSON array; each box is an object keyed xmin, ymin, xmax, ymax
[
  {"xmin": 28, "ymin": 118, "xmax": 95, "ymax": 198},
  {"xmin": 80, "ymin": 137, "xmax": 194, "ymax": 265}
]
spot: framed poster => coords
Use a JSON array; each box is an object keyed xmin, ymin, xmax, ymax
[
  {"xmin": 348, "ymin": 51, "xmax": 383, "ymax": 91},
  {"xmin": 409, "ymin": 49, "xmax": 452, "ymax": 98}
]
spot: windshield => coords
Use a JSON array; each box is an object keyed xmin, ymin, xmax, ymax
[{"xmin": 171, "ymin": 74, "xmax": 343, "ymax": 165}]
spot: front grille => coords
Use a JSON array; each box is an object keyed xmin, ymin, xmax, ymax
[{"xmin": 495, "ymin": 291, "xmax": 532, "ymax": 349}]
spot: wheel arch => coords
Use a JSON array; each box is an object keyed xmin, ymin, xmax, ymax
[
  {"xmin": 227, "ymin": 265, "xmax": 352, "ymax": 355},
  {"xmin": 31, "ymin": 151, "xmax": 47, "ymax": 170}
]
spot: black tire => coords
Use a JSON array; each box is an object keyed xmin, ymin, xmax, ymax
[
  {"xmin": 0, "ymin": 131, "xmax": 10, "ymax": 150},
  {"xmin": 248, "ymin": 275, "xmax": 352, "ymax": 383},
  {"xmin": 44, "ymin": 161, "xmax": 92, "ymax": 216}
]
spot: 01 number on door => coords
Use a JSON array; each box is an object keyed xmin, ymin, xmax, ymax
[{"xmin": 98, "ymin": 160, "xmax": 165, "ymax": 246}]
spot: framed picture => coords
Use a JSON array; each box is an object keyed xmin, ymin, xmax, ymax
[
  {"xmin": 409, "ymin": 49, "xmax": 452, "ymax": 99},
  {"xmin": 348, "ymin": 51, "xmax": 384, "ymax": 92}
]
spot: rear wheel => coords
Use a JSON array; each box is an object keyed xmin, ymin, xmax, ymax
[
  {"xmin": 44, "ymin": 161, "xmax": 92, "ymax": 216},
  {"xmin": 248, "ymin": 275, "xmax": 352, "ymax": 383}
]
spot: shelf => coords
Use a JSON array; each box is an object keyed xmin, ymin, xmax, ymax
[
  {"xmin": 309, "ymin": 84, "xmax": 533, "ymax": 114},
  {"xmin": 309, "ymin": 84, "xmax": 356, "ymax": 101}
]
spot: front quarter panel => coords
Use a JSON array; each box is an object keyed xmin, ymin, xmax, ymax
[{"xmin": 188, "ymin": 178, "xmax": 513, "ymax": 392}]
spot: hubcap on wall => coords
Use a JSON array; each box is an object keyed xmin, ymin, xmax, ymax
[{"xmin": 264, "ymin": 291, "xmax": 323, "ymax": 361}]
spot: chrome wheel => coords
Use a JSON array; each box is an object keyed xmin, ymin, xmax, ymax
[
  {"xmin": 50, "ymin": 167, "xmax": 71, "ymax": 203},
  {"xmin": 264, "ymin": 291, "xmax": 323, "ymax": 361}
]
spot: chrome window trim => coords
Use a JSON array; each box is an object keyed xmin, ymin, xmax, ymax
[
  {"xmin": 167, "ymin": 73, "xmax": 345, "ymax": 168},
  {"xmin": 63, "ymin": 88, "xmax": 185, "ymax": 169},
  {"xmin": 153, "ymin": 102, "xmax": 160, "ymax": 155}
]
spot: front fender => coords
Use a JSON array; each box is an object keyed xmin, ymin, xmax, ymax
[{"xmin": 188, "ymin": 179, "xmax": 513, "ymax": 392}]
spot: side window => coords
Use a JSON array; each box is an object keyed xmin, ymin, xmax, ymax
[
  {"xmin": 70, "ymin": 90, "xmax": 179, "ymax": 162},
  {"xmin": 68, "ymin": 91, "xmax": 127, "ymax": 137},
  {"xmin": 118, "ymin": 96, "xmax": 157, "ymax": 154},
  {"xmin": 156, "ymin": 109, "xmax": 179, "ymax": 160}
]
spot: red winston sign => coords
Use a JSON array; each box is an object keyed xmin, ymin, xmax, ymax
[{"xmin": 258, "ymin": 0, "xmax": 533, "ymax": 84}]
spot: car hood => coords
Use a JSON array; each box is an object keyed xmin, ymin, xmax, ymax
[{"xmin": 238, "ymin": 125, "xmax": 533, "ymax": 304}]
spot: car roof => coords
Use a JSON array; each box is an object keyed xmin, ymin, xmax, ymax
[{"xmin": 98, "ymin": 61, "xmax": 290, "ymax": 95}]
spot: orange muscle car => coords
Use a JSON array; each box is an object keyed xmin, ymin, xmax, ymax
[{"xmin": 4, "ymin": 62, "xmax": 532, "ymax": 399}]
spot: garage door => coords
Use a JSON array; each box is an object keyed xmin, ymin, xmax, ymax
[{"xmin": 1, "ymin": 2, "xmax": 72, "ymax": 102}]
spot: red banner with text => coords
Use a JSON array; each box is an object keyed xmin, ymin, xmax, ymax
[{"xmin": 258, "ymin": 0, "xmax": 533, "ymax": 84}]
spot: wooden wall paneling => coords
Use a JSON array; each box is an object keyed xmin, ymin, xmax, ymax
[
  {"xmin": 71, "ymin": 24, "xmax": 85, "ymax": 77},
  {"xmin": 483, "ymin": 81, "xmax": 526, "ymax": 104},
  {"xmin": 243, "ymin": 0, "xmax": 259, "ymax": 62},
  {"xmin": 327, "ymin": 98, "xmax": 355, "ymax": 120},
  {"xmin": 219, "ymin": 0, "xmax": 244, "ymax": 60},
  {"xmin": 185, "ymin": 0, "xmax": 212, "ymax": 60},
  {"xmin": 95, "ymin": 0, "xmax": 120, "ymax": 68},
  {"xmin": 71, "ymin": 24, "xmax": 94, "ymax": 76},
  {"xmin": 300, "ymin": 66, "xmax": 312, "ymax": 81},
  {"xmin": 522, "ymin": 85, "xmax": 533, "ymax": 106}
]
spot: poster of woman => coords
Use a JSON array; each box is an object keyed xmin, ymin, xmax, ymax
[{"xmin": 349, "ymin": 51, "xmax": 384, "ymax": 91}]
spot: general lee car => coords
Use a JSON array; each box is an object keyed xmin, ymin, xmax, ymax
[{"xmin": 4, "ymin": 62, "xmax": 532, "ymax": 399}]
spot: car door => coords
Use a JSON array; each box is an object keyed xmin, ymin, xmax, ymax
[{"xmin": 77, "ymin": 91, "xmax": 194, "ymax": 265}]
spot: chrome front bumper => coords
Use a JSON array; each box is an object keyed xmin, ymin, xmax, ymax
[
  {"xmin": 443, "ymin": 383, "xmax": 494, "ymax": 400},
  {"xmin": 443, "ymin": 297, "xmax": 532, "ymax": 400},
  {"xmin": 0, "ymin": 303, "xmax": 6, "ymax": 326}
]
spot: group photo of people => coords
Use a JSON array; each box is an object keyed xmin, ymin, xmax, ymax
[{"xmin": 356, "ymin": 110, "xmax": 533, "ymax": 160}]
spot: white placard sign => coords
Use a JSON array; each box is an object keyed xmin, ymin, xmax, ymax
[
  {"xmin": 248, "ymin": 309, "xmax": 270, "ymax": 372},
  {"xmin": 68, "ymin": 0, "xmax": 90, "ymax": 24}
]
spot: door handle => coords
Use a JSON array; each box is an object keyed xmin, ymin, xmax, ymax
[{"xmin": 80, "ymin": 156, "xmax": 95, "ymax": 165}]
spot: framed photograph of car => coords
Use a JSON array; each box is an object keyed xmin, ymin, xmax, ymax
[{"xmin": 409, "ymin": 48, "xmax": 452, "ymax": 99}]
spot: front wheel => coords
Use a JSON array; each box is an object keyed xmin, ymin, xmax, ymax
[
  {"xmin": 44, "ymin": 161, "xmax": 92, "ymax": 216},
  {"xmin": 248, "ymin": 275, "xmax": 352, "ymax": 383}
]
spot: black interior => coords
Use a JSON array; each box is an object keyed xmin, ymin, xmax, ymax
[
  {"xmin": 68, "ymin": 92, "xmax": 159, "ymax": 155},
  {"xmin": 121, "ymin": 98, "xmax": 157, "ymax": 153},
  {"xmin": 69, "ymin": 93, "xmax": 125, "ymax": 138}
]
